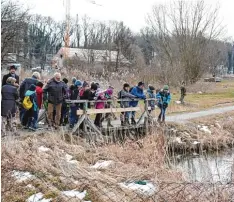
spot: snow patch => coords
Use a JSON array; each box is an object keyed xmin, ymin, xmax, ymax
[
  {"xmin": 38, "ymin": 146, "xmax": 51, "ymax": 152},
  {"xmin": 26, "ymin": 192, "xmax": 52, "ymax": 202},
  {"xmin": 12, "ymin": 170, "xmax": 34, "ymax": 182},
  {"xmin": 199, "ymin": 126, "xmax": 211, "ymax": 135},
  {"xmin": 90, "ymin": 160, "xmax": 114, "ymax": 169},
  {"xmin": 173, "ymin": 137, "xmax": 182, "ymax": 144},
  {"xmin": 119, "ymin": 181, "xmax": 156, "ymax": 196},
  {"xmin": 175, "ymin": 101, "xmax": 181, "ymax": 104},
  {"xmin": 192, "ymin": 141, "xmax": 200, "ymax": 145},
  {"xmin": 62, "ymin": 190, "xmax": 87, "ymax": 200},
  {"xmin": 65, "ymin": 154, "xmax": 78, "ymax": 165}
]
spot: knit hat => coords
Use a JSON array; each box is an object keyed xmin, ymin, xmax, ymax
[
  {"xmin": 63, "ymin": 78, "xmax": 68, "ymax": 84},
  {"xmin": 75, "ymin": 80, "xmax": 82, "ymax": 87},
  {"xmin": 106, "ymin": 88, "xmax": 113, "ymax": 95},
  {"xmin": 29, "ymin": 84, "xmax": 36, "ymax": 91},
  {"xmin": 138, "ymin": 81, "xmax": 144, "ymax": 87},
  {"xmin": 123, "ymin": 83, "xmax": 130, "ymax": 88},
  {"xmin": 163, "ymin": 85, "xmax": 169, "ymax": 90},
  {"xmin": 72, "ymin": 77, "xmax": 77, "ymax": 84},
  {"xmin": 82, "ymin": 81, "xmax": 89, "ymax": 88},
  {"xmin": 36, "ymin": 81, "xmax": 44, "ymax": 88},
  {"xmin": 149, "ymin": 85, "xmax": 155, "ymax": 91}
]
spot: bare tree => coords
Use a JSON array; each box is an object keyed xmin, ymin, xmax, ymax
[
  {"xmin": 147, "ymin": 0, "xmax": 224, "ymax": 85},
  {"xmin": 1, "ymin": 0, "xmax": 30, "ymax": 63}
]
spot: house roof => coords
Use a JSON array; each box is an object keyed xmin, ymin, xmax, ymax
[{"xmin": 53, "ymin": 47, "xmax": 130, "ymax": 64}]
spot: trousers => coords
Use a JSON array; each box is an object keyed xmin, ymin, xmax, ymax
[{"xmin": 48, "ymin": 103, "xmax": 62, "ymax": 126}]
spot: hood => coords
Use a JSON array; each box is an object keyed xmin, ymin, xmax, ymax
[{"xmin": 25, "ymin": 90, "xmax": 35, "ymax": 96}]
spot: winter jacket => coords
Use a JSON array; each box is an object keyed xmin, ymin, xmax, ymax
[
  {"xmin": 25, "ymin": 90, "xmax": 38, "ymax": 111},
  {"xmin": 95, "ymin": 92, "xmax": 106, "ymax": 109},
  {"xmin": 118, "ymin": 89, "xmax": 136, "ymax": 108},
  {"xmin": 2, "ymin": 73, "xmax": 19, "ymax": 86},
  {"xmin": 36, "ymin": 86, "xmax": 43, "ymax": 109},
  {"xmin": 19, "ymin": 76, "xmax": 38, "ymax": 99},
  {"xmin": 1, "ymin": 84, "xmax": 19, "ymax": 117},
  {"xmin": 156, "ymin": 90, "xmax": 171, "ymax": 108},
  {"xmin": 43, "ymin": 78, "xmax": 67, "ymax": 105},
  {"xmin": 147, "ymin": 89, "xmax": 156, "ymax": 110},
  {"xmin": 129, "ymin": 86, "xmax": 146, "ymax": 107}
]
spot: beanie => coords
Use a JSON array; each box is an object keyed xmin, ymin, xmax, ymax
[
  {"xmin": 75, "ymin": 80, "xmax": 82, "ymax": 87},
  {"xmin": 106, "ymin": 89, "xmax": 113, "ymax": 95},
  {"xmin": 163, "ymin": 85, "xmax": 169, "ymax": 90},
  {"xmin": 72, "ymin": 77, "xmax": 77, "ymax": 84},
  {"xmin": 29, "ymin": 84, "xmax": 36, "ymax": 91}
]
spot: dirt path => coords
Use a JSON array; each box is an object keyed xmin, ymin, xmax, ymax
[{"xmin": 166, "ymin": 105, "xmax": 234, "ymax": 123}]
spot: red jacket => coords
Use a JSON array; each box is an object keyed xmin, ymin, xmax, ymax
[{"xmin": 36, "ymin": 86, "xmax": 43, "ymax": 109}]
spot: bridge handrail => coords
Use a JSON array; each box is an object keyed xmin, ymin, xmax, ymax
[{"xmin": 65, "ymin": 98, "xmax": 157, "ymax": 104}]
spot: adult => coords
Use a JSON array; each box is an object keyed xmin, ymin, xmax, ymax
[
  {"xmin": 118, "ymin": 83, "xmax": 136, "ymax": 126},
  {"xmin": 2, "ymin": 65, "xmax": 19, "ymax": 87},
  {"xmin": 1, "ymin": 77, "xmax": 19, "ymax": 135},
  {"xmin": 43, "ymin": 72, "xmax": 67, "ymax": 129},
  {"xmin": 156, "ymin": 85, "xmax": 171, "ymax": 123},
  {"xmin": 129, "ymin": 81, "xmax": 146, "ymax": 125},
  {"xmin": 60, "ymin": 78, "xmax": 69, "ymax": 125},
  {"xmin": 19, "ymin": 71, "xmax": 41, "ymax": 100},
  {"xmin": 180, "ymin": 81, "xmax": 186, "ymax": 104},
  {"xmin": 22, "ymin": 84, "xmax": 38, "ymax": 130}
]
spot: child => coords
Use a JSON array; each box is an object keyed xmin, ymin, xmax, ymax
[
  {"xmin": 156, "ymin": 85, "xmax": 171, "ymax": 123},
  {"xmin": 23, "ymin": 84, "xmax": 38, "ymax": 130},
  {"xmin": 36, "ymin": 81, "xmax": 44, "ymax": 109},
  {"xmin": 147, "ymin": 85, "xmax": 156, "ymax": 114}
]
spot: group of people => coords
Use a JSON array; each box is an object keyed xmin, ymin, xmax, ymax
[{"xmin": 1, "ymin": 65, "xmax": 172, "ymax": 134}]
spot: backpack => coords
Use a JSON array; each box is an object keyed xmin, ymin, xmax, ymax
[{"xmin": 22, "ymin": 96, "xmax": 33, "ymax": 110}]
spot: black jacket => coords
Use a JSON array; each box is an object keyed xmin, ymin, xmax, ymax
[
  {"xmin": 1, "ymin": 84, "xmax": 19, "ymax": 117},
  {"xmin": 43, "ymin": 78, "xmax": 67, "ymax": 104},
  {"xmin": 19, "ymin": 76, "xmax": 38, "ymax": 99},
  {"xmin": 2, "ymin": 73, "xmax": 19, "ymax": 86}
]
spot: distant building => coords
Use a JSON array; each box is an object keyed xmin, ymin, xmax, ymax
[{"xmin": 52, "ymin": 47, "xmax": 131, "ymax": 68}]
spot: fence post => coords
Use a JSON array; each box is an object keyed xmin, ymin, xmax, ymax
[
  {"xmin": 83, "ymin": 101, "xmax": 88, "ymax": 133},
  {"xmin": 144, "ymin": 99, "xmax": 149, "ymax": 136}
]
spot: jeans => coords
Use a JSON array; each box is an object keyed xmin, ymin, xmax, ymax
[
  {"xmin": 20, "ymin": 108, "xmax": 26, "ymax": 124},
  {"xmin": 69, "ymin": 105, "xmax": 78, "ymax": 126},
  {"xmin": 158, "ymin": 106, "xmax": 166, "ymax": 121},
  {"xmin": 61, "ymin": 103, "xmax": 69, "ymax": 125},
  {"xmin": 120, "ymin": 112, "xmax": 130, "ymax": 121}
]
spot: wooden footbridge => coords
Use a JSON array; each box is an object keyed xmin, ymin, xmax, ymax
[{"xmin": 65, "ymin": 98, "xmax": 156, "ymax": 143}]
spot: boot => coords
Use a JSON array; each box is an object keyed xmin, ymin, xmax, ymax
[
  {"xmin": 107, "ymin": 119, "xmax": 113, "ymax": 127},
  {"xmin": 131, "ymin": 118, "xmax": 136, "ymax": 125},
  {"xmin": 125, "ymin": 118, "xmax": 130, "ymax": 126}
]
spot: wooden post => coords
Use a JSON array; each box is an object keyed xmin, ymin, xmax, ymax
[
  {"xmin": 144, "ymin": 100, "xmax": 149, "ymax": 136},
  {"xmin": 83, "ymin": 101, "xmax": 88, "ymax": 133}
]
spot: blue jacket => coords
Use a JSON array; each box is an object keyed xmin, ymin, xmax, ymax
[
  {"xmin": 147, "ymin": 89, "xmax": 156, "ymax": 110},
  {"xmin": 25, "ymin": 90, "xmax": 38, "ymax": 111},
  {"xmin": 156, "ymin": 90, "xmax": 171, "ymax": 106},
  {"xmin": 129, "ymin": 86, "xmax": 146, "ymax": 107}
]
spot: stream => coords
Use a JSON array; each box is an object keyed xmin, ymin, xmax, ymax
[{"xmin": 172, "ymin": 149, "xmax": 234, "ymax": 183}]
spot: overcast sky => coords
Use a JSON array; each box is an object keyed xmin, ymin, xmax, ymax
[{"xmin": 20, "ymin": 0, "xmax": 234, "ymax": 39}]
